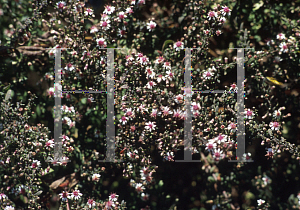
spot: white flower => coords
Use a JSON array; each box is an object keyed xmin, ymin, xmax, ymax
[
  {"xmin": 139, "ymin": 56, "xmax": 149, "ymax": 65},
  {"xmin": 262, "ymin": 175, "xmax": 271, "ymax": 186},
  {"xmin": 269, "ymin": 121, "xmax": 280, "ymax": 130},
  {"xmin": 126, "ymin": 7, "xmax": 133, "ymax": 14},
  {"xmin": 92, "ymin": 173, "xmax": 101, "ymax": 181},
  {"xmin": 204, "ymin": 29, "xmax": 210, "ymax": 35},
  {"xmin": 257, "ymin": 199, "xmax": 265, "ymax": 206},
  {"xmin": 45, "ymin": 139, "xmax": 55, "ymax": 148},
  {"xmin": 203, "ymin": 69, "xmax": 214, "ymax": 80},
  {"xmin": 220, "ymin": 6, "xmax": 231, "ymax": 16},
  {"xmin": 90, "ymin": 25, "xmax": 98, "ymax": 33},
  {"xmin": 118, "ymin": 11, "xmax": 127, "ymax": 20},
  {"xmin": 145, "ymin": 121, "xmax": 156, "ymax": 132},
  {"xmin": 64, "ymin": 63, "xmax": 75, "ymax": 71},
  {"xmin": 165, "ymin": 70, "xmax": 174, "ymax": 81},
  {"xmin": 145, "ymin": 67, "xmax": 155, "ymax": 78},
  {"xmin": 276, "ymin": 33, "xmax": 286, "ymax": 40},
  {"xmin": 109, "ymin": 193, "xmax": 119, "ymax": 202},
  {"xmin": 173, "ymin": 41, "xmax": 184, "ymax": 51},
  {"xmin": 174, "ymin": 94, "xmax": 184, "ymax": 104},
  {"xmin": 84, "ymin": 8, "xmax": 93, "ymax": 16},
  {"xmin": 157, "ymin": 74, "xmax": 166, "ymax": 83},
  {"xmin": 0, "ymin": 193, "xmax": 7, "ymax": 200},
  {"xmin": 103, "ymin": 5, "xmax": 115, "ymax": 15},
  {"xmin": 59, "ymin": 191, "xmax": 71, "ymax": 202},
  {"xmin": 163, "ymin": 61, "xmax": 171, "ymax": 70},
  {"xmin": 146, "ymin": 81, "xmax": 156, "ymax": 89},
  {"xmin": 213, "ymin": 148, "xmax": 224, "ymax": 161},
  {"xmin": 228, "ymin": 122, "xmax": 237, "ymax": 132},
  {"xmin": 147, "ymin": 21, "xmax": 156, "ymax": 31},
  {"xmin": 207, "ymin": 11, "xmax": 218, "ymax": 20},
  {"xmin": 135, "ymin": 183, "xmax": 145, "ymax": 193},
  {"xmin": 70, "ymin": 190, "xmax": 82, "ymax": 200},
  {"xmin": 4, "ymin": 206, "xmax": 15, "ymax": 210},
  {"xmin": 191, "ymin": 102, "xmax": 201, "ymax": 112},
  {"xmin": 279, "ymin": 42, "xmax": 288, "ymax": 53},
  {"xmin": 119, "ymin": 116, "xmax": 128, "ymax": 125},
  {"xmin": 100, "ymin": 19, "xmax": 111, "ymax": 30},
  {"xmin": 273, "ymin": 110, "xmax": 281, "ymax": 118},
  {"xmin": 205, "ymin": 139, "xmax": 217, "ymax": 152},
  {"xmin": 160, "ymin": 106, "xmax": 173, "ymax": 116},
  {"xmin": 87, "ymin": 199, "xmax": 96, "ymax": 208}
]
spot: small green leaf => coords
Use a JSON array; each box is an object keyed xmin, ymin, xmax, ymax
[{"xmin": 253, "ymin": 0, "xmax": 264, "ymax": 11}]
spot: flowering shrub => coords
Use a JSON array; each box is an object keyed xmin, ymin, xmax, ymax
[{"xmin": 0, "ymin": 0, "xmax": 300, "ymax": 209}]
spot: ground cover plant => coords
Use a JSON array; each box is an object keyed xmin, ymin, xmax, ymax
[{"xmin": 0, "ymin": 0, "xmax": 300, "ymax": 209}]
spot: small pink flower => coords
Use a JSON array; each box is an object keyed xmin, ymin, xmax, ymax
[
  {"xmin": 245, "ymin": 109, "xmax": 254, "ymax": 119},
  {"xmin": 213, "ymin": 148, "xmax": 224, "ymax": 161},
  {"xmin": 96, "ymin": 38, "xmax": 107, "ymax": 47},
  {"xmin": 155, "ymin": 56, "xmax": 165, "ymax": 64},
  {"xmin": 125, "ymin": 108, "xmax": 134, "ymax": 119},
  {"xmin": 161, "ymin": 106, "xmax": 173, "ymax": 116},
  {"xmin": 118, "ymin": 27, "xmax": 126, "ymax": 37}
]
